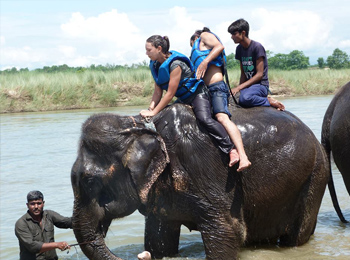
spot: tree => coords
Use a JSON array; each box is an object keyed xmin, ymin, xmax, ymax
[
  {"xmin": 225, "ymin": 53, "xmax": 240, "ymax": 69},
  {"xmin": 268, "ymin": 53, "xmax": 289, "ymax": 70},
  {"xmin": 327, "ymin": 48, "xmax": 349, "ymax": 69},
  {"xmin": 268, "ymin": 50, "xmax": 309, "ymax": 70},
  {"xmin": 317, "ymin": 57, "xmax": 325, "ymax": 69},
  {"xmin": 265, "ymin": 50, "xmax": 273, "ymax": 59},
  {"xmin": 287, "ymin": 50, "xmax": 309, "ymax": 69}
]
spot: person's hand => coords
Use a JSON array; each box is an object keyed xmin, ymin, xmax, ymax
[
  {"xmin": 231, "ymin": 87, "xmax": 240, "ymax": 96},
  {"xmin": 140, "ymin": 109, "xmax": 155, "ymax": 118},
  {"xmin": 196, "ymin": 60, "xmax": 208, "ymax": 79},
  {"xmin": 57, "ymin": 241, "xmax": 70, "ymax": 251}
]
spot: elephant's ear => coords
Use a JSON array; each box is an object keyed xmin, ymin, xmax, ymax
[{"xmin": 121, "ymin": 128, "xmax": 169, "ymax": 204}]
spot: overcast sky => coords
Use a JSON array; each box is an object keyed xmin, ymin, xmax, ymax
[{"xmin": 1, "ymin": 0, "xmax": 350, "ymax": 70}]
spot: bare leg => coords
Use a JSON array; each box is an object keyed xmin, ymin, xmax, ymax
[
  {"xmin": 216, "ymin": 113, "xmax": 251, "ymax": 171},
  {"xmin": 229, "ymin": 148, "xmax": 240, "ymax": 167},
  {"xmin": 268, "ymin": 97, "xmax": 285, "ymax": 111}
]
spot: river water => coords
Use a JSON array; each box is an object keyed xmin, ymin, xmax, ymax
[{"xmin": 1, "ymin": 95, "xmax": 349, "ymax": 260}]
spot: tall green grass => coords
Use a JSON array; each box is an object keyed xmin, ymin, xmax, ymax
[
  {"xmin": 267, "ymin": 69, "xmax": 349, "ymax": 96},
  {"xmin": 1, "ymin": 68, "xmax": 349, "ymax": 113},
  {"xmin": 226, "ymin": 69, "xmax": 350, "ymax": 96}
]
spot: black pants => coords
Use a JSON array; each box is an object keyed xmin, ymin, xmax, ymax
[{"xmin": 189, "ymin": 88, "xmax": 234, "ymax": 154}]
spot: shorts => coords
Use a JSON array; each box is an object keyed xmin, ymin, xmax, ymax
[{"xmin": 207, "ymin": 81, "xmax": 231, "ymax": 117}]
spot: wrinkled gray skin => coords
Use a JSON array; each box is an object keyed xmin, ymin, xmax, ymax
[
  {"xmin": 71, "ymin": 103, "xmax": 329, "ymax": 260},
  {"xmin": 322, "ymin": 81, "xmax": 350, "ymax": 223}
]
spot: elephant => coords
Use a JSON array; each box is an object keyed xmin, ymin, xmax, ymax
[
  {"xmin": 71, "ymin": 103, "xmax": 330, "ymax": 260},
  {"xmin": 321, "ymin": 81, "xmax": 350, "ymax": 223}
]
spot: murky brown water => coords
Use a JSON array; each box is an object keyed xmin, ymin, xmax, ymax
[{"xmin": 1, "ymin": 96, "xmax": 349, "ymax": 260}]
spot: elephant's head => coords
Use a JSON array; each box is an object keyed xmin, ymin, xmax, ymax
[{"xmin": 71, "ymin": 113, "xmax": 169, "ymax": 260}]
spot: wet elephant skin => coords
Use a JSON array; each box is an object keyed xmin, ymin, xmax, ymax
[
  {"xmin": 71, "ymin": 103, "xmax": 329, "ymax": 260},
  {"xmin": 322, "ymin": 81, "xmax": 350, "ymax": 223}
]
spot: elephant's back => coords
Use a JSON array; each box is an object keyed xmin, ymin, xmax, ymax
[
  {"xmin": 230, "ymin": 105, "xmax": 323, "ymax": 181},
  {"xmin": 230, "ymin": 106, "xmax": 316, "ymax": 146},
  {"xmin": 331, "ymin": 82, "xmax": 350, "ymax": 134},
  {"xmin": 330, "ymin": 82, "xmax": 350, "ymax": 176},
  {"xmin": 231, "ymin": 106, "xmax": 329, "ymax": 243},
  {"xmin": 232, "ymin": 107, "xmax": 326, "ymax": 197}
]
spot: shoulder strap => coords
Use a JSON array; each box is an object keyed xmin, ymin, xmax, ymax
[{"xmin": 221, "ymin": 53, "xmax": 238, "ymax": 105}]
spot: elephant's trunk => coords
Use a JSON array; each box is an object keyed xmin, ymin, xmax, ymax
[{"xmin": 72, "ymin": 200, "xmax": 123, "ymax": 260}]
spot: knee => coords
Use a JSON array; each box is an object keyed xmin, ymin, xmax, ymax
[
  {"xmin": 215, "ymin": 114, "xmax": 226, "ymax": 124},
  {"xmin": 239, "ymin": 92, "xmax": 254, "ymax": 106},
  {"xmin": 196, "ymin": 112, "xmax": 214, "ymax": 125}
]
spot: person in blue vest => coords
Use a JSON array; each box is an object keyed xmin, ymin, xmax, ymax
[
  {"xmin": 190, "ymin": 28, "xmax": 251, "ymax": 172},
  {"xmin": 227, "ymin": 18, "xmax": 285, "ymax": 110},
  {"xmin": 140, "ymin": 35, "xmax": 241, "ymax": 168}
]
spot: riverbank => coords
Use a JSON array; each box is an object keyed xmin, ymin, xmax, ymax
[
  {"xmin": 1, "ymin": 68, "xmax": 349, "ymax": 113},
  {"xmin": 1, "ymin": 95, "xmax": 349, "ymax": 260}
]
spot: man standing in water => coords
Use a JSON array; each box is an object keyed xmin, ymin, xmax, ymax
[
  {"xmin": 190, "ymin": 27, "xmax": 251, "ymax": 171},
  {"xmin": 15, "ymin": 190, "xmax": 72, "ymax": 260}
]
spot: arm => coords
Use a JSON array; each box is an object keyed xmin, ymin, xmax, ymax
[
  {"xmin": 41, "ymin": 211, "xmax": 72, "ymax": 252},
  {"xmin": 239, "ymin": 62, "xmax": 247, "ymax": 85},
  {"xmin": 149, "ymin": 83, "xmax": 163, "ymax": 110},
  {"xmin": 39, "ymin": 241, "xmax": 70, "ymax": 253},
  {"xmin": 140, "ymin": 66, "xmax": 181, "ymax": 117},
  {"xmin": 196, "ymin": 32, "xmax": 224, "ymax": 79},
  {"xmin": 50, "ymin": 210, "xmax": 72, "ymax": 229},
  {"xmin": 15, "ymin": 218, "xmax": 70, "ymax": 254},
  {"xmin": 232, "ymin": 57, "xmax": 264, "ymax": 95},
  {"xmin": 140, "ymin": 83, "xmax": 163, "ymax": 117}
]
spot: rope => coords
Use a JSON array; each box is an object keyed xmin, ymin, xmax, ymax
[
  {"xmin": 65, "ymin": 240, "xmax": 95, "ymax": 259},
  {"xmin": 221, "ymin": 53, "xmax": 239, "ymax": 105}
]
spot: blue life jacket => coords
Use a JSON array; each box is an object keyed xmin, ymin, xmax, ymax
[
  {"xmin": 150, "ymin": 50, "xmax": 202, "ymax": 101},
  {"xmin": 190, "ymin": 32, "xmax": 227, "ymax": 73}
]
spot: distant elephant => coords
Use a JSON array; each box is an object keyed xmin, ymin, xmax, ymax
[
  {"xmin": 322, "ymin": 81, "xmax": 350, "ymax": 223},
  {"xmin": 71, "ymin": 103, "xmax": 329, "ymax": 260}
]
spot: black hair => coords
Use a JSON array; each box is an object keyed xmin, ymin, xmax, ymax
[
  {"xmin": 27, "ymin": 190, "xmax": 44, "ymax": 202},
  {"xmin": 190, "ymin": 27, "xmax": 211, "ymax": 42},
  {"xmin": 146, "ymin": 35, "xmax": 170, "ymax": 54},
  {"xmin": 228, "ymin": 19, "xmax": 250, "ymax": 37}
]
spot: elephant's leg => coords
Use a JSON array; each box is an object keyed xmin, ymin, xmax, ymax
[
  {"xmin": 198, "ymin": 216, "xmax": 246, "ymax": 260},
  {"xmin": 280, "ymin": 162, "xmax": 327, "ymax": 246},
  {"xmin": 144, "ymin": 213, "xmax": 181, "ymax": 258},
  {"xmin": 279, "ymin": 214, "xmax": 317, "ymax": 247}
]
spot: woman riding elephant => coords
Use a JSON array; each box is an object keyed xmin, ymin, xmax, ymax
[
  {"xmin": 322, "ymin": 81, "xmax": 350, "ymax": 223},
  {"xmin": 141, "ymin": 35, "xmax": 250, "ymax": 171},
  {"xmin": 71, "ymin": 102, "xmax": 330, "ymax": 260}
]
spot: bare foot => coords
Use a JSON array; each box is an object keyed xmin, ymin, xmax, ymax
[
  {"xmin": 237, "ymin": 156, "xmax": 251, "ymax": 172},
  {"xmin": 138, "ymin": 251, "xmax": 151, "ymax": 260},
  {"xmin": 229, "ymin": 149, "xmax": 240, "ymax": 167},
  {"xmin": 268, "ymin": 97, "xmax": 285, "ymax": 111}
]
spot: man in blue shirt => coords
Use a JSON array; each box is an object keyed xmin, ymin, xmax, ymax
[{"xmin": 228, "ymin": 18, "xmax": 285, "ymax": 110}]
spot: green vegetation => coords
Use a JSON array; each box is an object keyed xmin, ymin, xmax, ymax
[
  {"xmin": 225, "ymin": 48, "xmax": 350, "ymax": 70},
  {"xmin": 0, "ymin": 68, "xmax": 154, "ymax": 113},
  {"xmin": 326, "ymin": 48, "xmax": 350, "ymax": 69},
  {"xmin": 1, "ymin": 48, "xmax": 349, "ymax": 113},
  {"xmin": 1, "ymin": 67, "xmax": 349, "ymax": 113}
]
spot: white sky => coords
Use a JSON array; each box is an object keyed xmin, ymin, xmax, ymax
[{"xmin": 1, "ymin": 0, "xmax": 350, "ymax": 70}]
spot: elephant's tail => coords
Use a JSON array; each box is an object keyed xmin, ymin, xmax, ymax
[
  {"xmin": 326, "ymin": 152, "xmax": 349, "ymax": 223},
  {"xmin": 328, "ymin": 172, "xmax": 348, "ymax": 223},
  {"xmin": 321, "ymin": 107, "xmax": 348, "ymax": 224}
]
